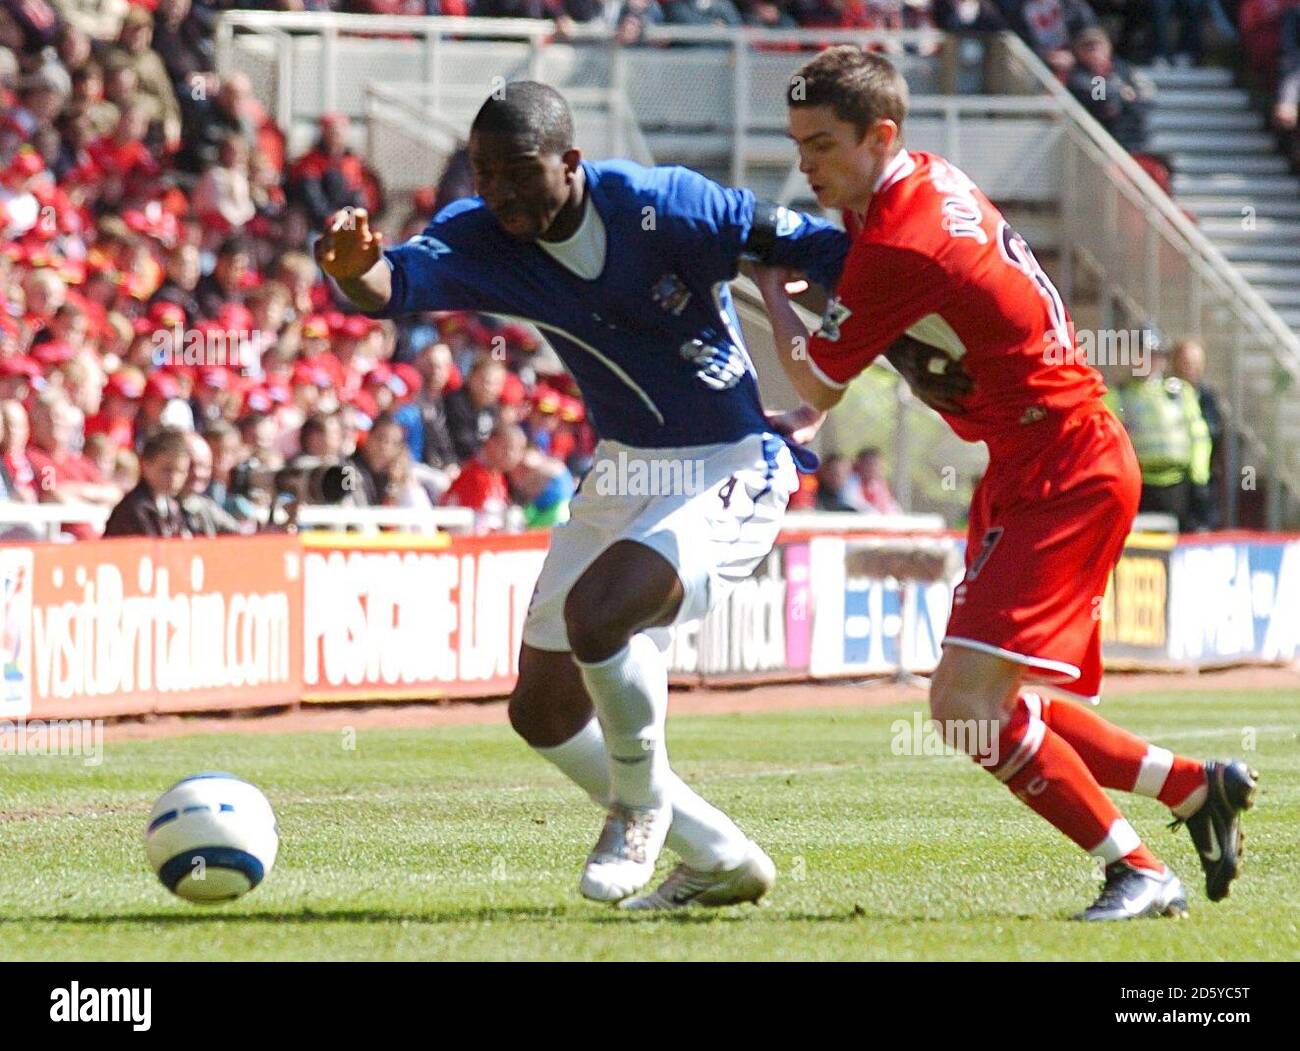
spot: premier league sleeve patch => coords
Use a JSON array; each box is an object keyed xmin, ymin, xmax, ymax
[{"xmin": 819, "ymin": 297, "xmax": 852, "ymax": 342}]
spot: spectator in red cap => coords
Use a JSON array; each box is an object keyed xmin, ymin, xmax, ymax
[
  {"xmin": 331, "ymin": 312, "xmax": 382, "ymax": 378},
  {"xmin": 136, "ymin": 371, "xmax": 187, "ymax": 443},
  {"xmin": 361, "ymin": 362, "xmax": 406, "ymax": 415},
  {"xmin": 85, "ymin": 369, "xmax": 141, "ymax": 451},
  {"xmin": 102, "ymin": 426, "xmax": 191, "ymax": 538},
  {"xmin": 190, "ymin": 365, "xmax": 236, "ymax": 428},
  {"xmin": 525, "ymin": 387, "xmax": 564, "ymax": 456}
]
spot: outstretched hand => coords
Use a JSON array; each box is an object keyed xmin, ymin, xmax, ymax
[{"xmin": 314, "ymin": 207, "xmax": 385, "ymax": 280}]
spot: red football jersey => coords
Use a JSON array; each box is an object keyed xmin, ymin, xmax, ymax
[{"xmin": 810, "ymin": 150, "xmax": 1105, "ymax": 448}]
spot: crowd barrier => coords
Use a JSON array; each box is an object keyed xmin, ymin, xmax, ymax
[{"xmin": 1, "ymin": 527, "xmax": 1295, "ymax": 720}]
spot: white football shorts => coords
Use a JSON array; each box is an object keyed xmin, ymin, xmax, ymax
[{"xmin": 522, "ymin": 433, "xmax": 799, "ymax": 653}]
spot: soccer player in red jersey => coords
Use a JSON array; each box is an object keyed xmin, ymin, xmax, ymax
[{"xmin": 757, "ymin": 47, "xmax": 1258, "ymax": 920}]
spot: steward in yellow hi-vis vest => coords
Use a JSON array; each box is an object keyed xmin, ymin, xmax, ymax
[{"xmin": 1103, "ymin": 373, "xmax": 1210, "ymax": 531}]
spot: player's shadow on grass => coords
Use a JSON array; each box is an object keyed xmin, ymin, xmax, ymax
[
  {"xmin": 8, "ymin": 906, "xmax": 570, "ymax": 926},
  {"xmin": 7, "ymin": 905, "xmax": 1059, "ymax": 926}
]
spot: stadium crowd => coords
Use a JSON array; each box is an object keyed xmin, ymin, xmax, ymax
[
  {"xmin": 0, "ymin": 0, "xmax": 615, "ymax": 537},
  {"xmin": 0, "ymin": 0, "xmax": 1283, "ymax": 538}
]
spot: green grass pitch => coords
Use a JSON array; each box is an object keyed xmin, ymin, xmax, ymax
[{"xmin": 2, "ymin": 687, "xmax": 1297, "ymax": 961}]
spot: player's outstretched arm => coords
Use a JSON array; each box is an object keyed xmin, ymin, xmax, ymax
[
  {"xmin": 753, "ymin": 265, "xmax": 844, "ymax": 413},
  {"xmin": 315, "ymin": 207, "xmax": 391, "ymax": 313}
]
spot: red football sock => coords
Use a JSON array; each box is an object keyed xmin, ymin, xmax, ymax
[
  {"xmin": 982, "ymin": 697, "xmax": 1163, "ymax": 872},
  {"xmin": 1023, "ymin": 693, "xmax": 1207, "ymax": 813}
]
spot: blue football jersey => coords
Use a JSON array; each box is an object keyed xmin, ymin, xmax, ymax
[{"xmin": 370, "ymin": 160, "xmax": 847, "ymax": 457}]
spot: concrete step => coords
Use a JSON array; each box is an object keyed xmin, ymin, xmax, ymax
[
  {"xmin": 1150, "ymin": 130, "xmax": 1278, "ymax": 153},
  {"xmin": 1199, "ymin": 218, "xmax": 1300, "ymax": 240},
  {"xmin": 1150, "ymin": 87, "xmax": 1252, "ymax": 109},
  {"xmin": 1173, "ymin": 173, "xmax": 1300, "ymax": 196},
  {"xmin": 1178, "ymin": 196, "xmax": 1300, "ymax": 220},
  {"xmin": 1148, "ymin": 109, "xmax": 1264, "ymax": 131},
  {"xmin": 1228, "ymin": 262, "xmax": 1300, "ymax": 287},
  {"xmin": 1169, "ymin": 153, "xmax": 1291, "ymax": 175},
  {"xmin": 1258, "ymin": 286, "xmax": 1300, "ymax": 308},
  {"xmin": 1219, "ymin": 242, "xmax": 1300, "ymax": 264},
  {"xmin": 1139, "ymin": 65, "xmax": 1236, "ymax": 89}
]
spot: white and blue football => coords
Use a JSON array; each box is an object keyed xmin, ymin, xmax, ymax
[{"xmin": 144, "ymin": 773, "xmax": 279, "ymax": 903}]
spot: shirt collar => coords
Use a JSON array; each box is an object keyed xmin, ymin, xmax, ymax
[{"xmin": 874, "ymin": 148, "xmax": 915, "ymax": 194}]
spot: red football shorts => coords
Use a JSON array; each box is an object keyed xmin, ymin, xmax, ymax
[{"xmin": 943, "ymin": 401, "xmax": 1141, "ymax": 702}]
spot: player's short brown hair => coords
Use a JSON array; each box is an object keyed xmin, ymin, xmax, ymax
[{"xmin": 788, "ymin": 46, "xmax": 909, "ymax": 139}]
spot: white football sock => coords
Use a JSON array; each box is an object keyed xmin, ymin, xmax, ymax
[
  {"xmin": 534, "ymin": 717, "xmax": 751, "ymax": 872},
  {"xmin": 533, "ymin": 717, "xmax": 610, "ymax": 807},
  {"xmin": 576, "ymin": 633, "xmax": 671, "ymax": 809}
]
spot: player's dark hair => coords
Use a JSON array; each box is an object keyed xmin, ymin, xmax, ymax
[
  {"xmin": 788, "ymin": 46, "xmax": 909, "ymax": 140},
  {"xmin": 470, "ymin": 81, "xmax": 574, "ymax": 156}
]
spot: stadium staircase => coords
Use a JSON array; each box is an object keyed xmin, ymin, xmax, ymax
[{"xmin": 1146, "ymin": 66, "xmax": 1300, "ymax": 334}]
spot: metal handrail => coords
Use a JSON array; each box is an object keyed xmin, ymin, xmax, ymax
[
  {"xmin": 1000, "ymin": 33, "xmax": 1300, "ymax": 374},
  {"xmin": 215, "ymin": 12, "xmax": 943, "ymax": 46},
  {"xmin": 293, "ymin": 505, "xmax": 475, "ymax": 533},
  {"xmin": 996, "ymin": 34, "xmax": 1298, "ymax": 528}
]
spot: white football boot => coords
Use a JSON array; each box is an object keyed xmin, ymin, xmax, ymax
[
  {"xmin": 579, "ymin": 802, "xmax": 672, "ymax": 902},
  {"xmin": 618, "ymin": 840, "xmax": 776, "ymax": 911}
]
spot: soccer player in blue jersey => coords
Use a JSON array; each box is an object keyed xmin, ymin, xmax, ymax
[{"xmin": 316, "ymin": 81, "xmax": 849, "ymax": 909}]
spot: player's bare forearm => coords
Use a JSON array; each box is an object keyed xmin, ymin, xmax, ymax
[
  {"xmin": 756, "ymin": 271, "xmax": 844, "ymax": 413},
  {"xmin": 332, "ymin": 263, "xmax": 392, "ymax": 314}
]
